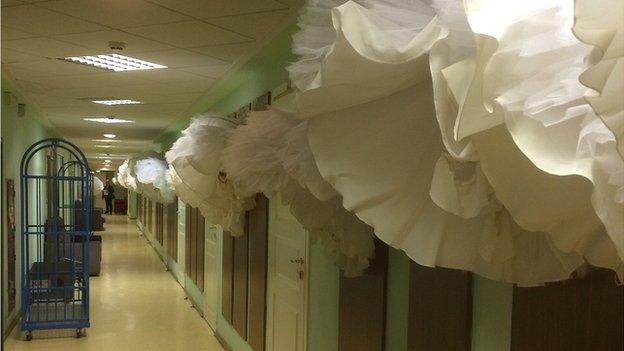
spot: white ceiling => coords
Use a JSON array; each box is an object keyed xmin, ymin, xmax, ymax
[{"xmin": 1, "ymin": 0, "xmax": 302, "ymax": 171}]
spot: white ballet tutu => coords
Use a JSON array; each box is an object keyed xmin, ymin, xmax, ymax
[{"xmin": 288, "ymin": 0, "xmax": 624, "ymax": 284}]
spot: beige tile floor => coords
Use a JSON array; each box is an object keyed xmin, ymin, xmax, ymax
[{"xmin": 4, "ymin": 215, "xmax": 224, "ymax": 351}]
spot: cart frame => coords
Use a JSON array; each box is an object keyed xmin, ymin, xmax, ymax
[{"xmin": 20, "ymin": 138, "xmax": 91, "ymax": 339}]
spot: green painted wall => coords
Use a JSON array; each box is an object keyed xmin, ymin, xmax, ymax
[
  {"xmin": 147, "ymin": 23, "xmax": 301, "ymax": 351},
  {"xmin": 307, "ymin": 242, "xmax": 340, "ymax": 351},
  {"xmin": 154, "ymin": 25, "xmax": 298, "ymax": 153},
  {"xmin": 471, "ymin": 276, "xmax": 513, "ymax": 351},
  {"xmin": 137, "ymin": 16, "xmax": 516, "ymax": 351},
  {"xmin": 1, "ymin": 75, "xmax": 60, "ymax": 335},
  {"xmin": 383, "ymin": 247, "xmax": 514, "ymax": 351},
  {"xmin": 127, "ymin": 190, "xmax": 138, "ymax": 219},
  {"xmin": 385, "ymin": 249, "xmax": 410, "ymax": 351}
]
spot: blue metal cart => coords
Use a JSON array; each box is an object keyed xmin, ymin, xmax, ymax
[{"xmin": 20, "ymin": 138, "xmax": 92, "ymax": 340}]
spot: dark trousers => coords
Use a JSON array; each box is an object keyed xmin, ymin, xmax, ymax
[{"xmin": 104, "ymin": 197, "xmax": 113, "ymax": 214}]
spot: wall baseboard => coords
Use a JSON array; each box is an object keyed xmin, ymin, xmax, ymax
[
  {"xmin": 215, "ymin": 332, "xmax": 233, "ymax": 351},
  {"xmin": 2, "ymin": 311, "xmax": 20, "ymax": 342}
]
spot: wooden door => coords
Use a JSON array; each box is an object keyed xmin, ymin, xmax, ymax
[
  {"xmin": 266, "ymin": 199, "xmax": 308, "ymax": 351},
  {"xmin": 408, "ymin": 264, "xmax": 473, "ymax": 351},
  {"xmin": 511, "ymin": 268, "xmax": 623, "ymax": 351},
  {"xmin": 339, "ymin": 240, "xmax": 388, "ymax": 351},
  {"xmin": 248, "ymin": 195, "xmax": 269, "ymax": 351}
]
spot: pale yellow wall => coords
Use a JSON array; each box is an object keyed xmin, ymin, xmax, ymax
[{"xmin": 1, "ymin": 76, "xmax": 60, "ymax": 334}]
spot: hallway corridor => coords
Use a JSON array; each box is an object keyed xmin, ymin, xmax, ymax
[{"xmin": 3, "ymin": 215, "xmax": 224, "ymax": 351}]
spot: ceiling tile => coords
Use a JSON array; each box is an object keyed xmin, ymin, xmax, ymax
[
  {"xmin": 1, "ymin": 5, "xmax": 106, "ymax": 35},
  {"xmin": 38, "ymin": 80, "xmax": 183, "ymax": 99},
  {"xmin": 148, "ymin": 0, "xmax": 289, "ymax": 18},
  {"xmin": 190, "ymin": 42, "xmax": 254, "ymax": 61},
  {"xmin": 53, "ymin": 30, "xmax": 175, "ymax": 54},
  {"xmin": 177, "ymin": 64, "xmax": 231, "ymax": 78},
  {"xmin": 274, "ymin": 0, "xmax": 305, "ymax": 6},
  {"xmin": 129, "ymin": 49, "xmax": 226, "ymax": 68},
  {"xmin": 1, "ymin": 0, "xmax": 25, "ymax": 7},
  {"xmin": 1, "ymin": 26, "xmax": 38, "ymax": 41},
  {"xmin": 123, "ymin": 69, "xmax": 216, "ymax": 92},
  {"xmin": 2, "ymin": 37, "xmax": 98, "ymax": 58},
  {"xmin": 26, "ymin": 93, "xmax": 94, "ymax": 108},
  {"xmin": 204, "ymin": 10, "xmax": 292, "ymax": 39},
  {"xmin": 122, "ymin": 92, "xmax": 204, "ymax": 104},
  {"xmin": 125, "ymin": 20, "xmax": 251, "ymax": 48},
  {"xmin": 3, "ymin": 58, "xmax": 106, "ymax": 78},
  {"xmin": 38, "ymin": 0, "xmax": 190, "ymax": 29},
  {"xmin": 18, "ymin": 72, "xmax": 156, "ymax": 90},
  {"xmin": 0, "ymin": 48, "xmax": 44, "ymax": 63}
]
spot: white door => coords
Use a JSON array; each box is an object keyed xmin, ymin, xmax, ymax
[
  {"xmin": 203, "ymin": 223, "xmax": 218, "ymax": 330},
  {"xmin": 266, "ymin": 199, "xmax": 308, "ymax": 351}
]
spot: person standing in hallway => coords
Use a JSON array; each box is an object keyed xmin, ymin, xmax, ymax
[{"xmin": 103, "ymin": 179, "xmax": 115, "ymax": 214}]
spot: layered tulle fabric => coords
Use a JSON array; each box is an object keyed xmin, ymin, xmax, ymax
[
  {"xmin": 223, "ymin": 108, "xmax": 375, "ymax": 276},
  {"xmin": 574, "ymin": 0, "xmax": 624, "ymax": 157},
  {"xmin": 446, "ymin": 0, "xmax": 624, "ymax": 274},
  {"xmin": 134, "ymin": 157, "xmax": 175, "ymax": 203},
  {"xmin": 165, "ymin": 115, "xmax": 253, "ymax": 236},
  {"xmin": 92, "ymin": 176, "xmax": 104, "ymax": 196},
  {"xmin": 289, "ymin": 0, "xmax": 624, "ymax": 284},
  {"xmin": 116, "ymin": 159, "xmax": 137, "ymax": 191}
]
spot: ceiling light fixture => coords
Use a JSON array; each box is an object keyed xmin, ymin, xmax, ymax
[
  {"xmin": 63, "ymin": 53, "xmax": 167, "ymax": 72},
  {"xmin": 84, "ymin": 116, "xmax": 134, "ymax": 124},
  {"xmin": 92, "ymin": 99, "xmax": 143, "ymax": 105},
  {"xmin": 103, "ymin": 134, "xmax": 116, "ymax": 139},
  {"xmin": 94, "ymin": 144, "xmax": 113, "ymax": 148}
]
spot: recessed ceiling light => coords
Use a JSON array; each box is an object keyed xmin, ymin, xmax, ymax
[
  {"xmin": 103, "ymin": 134, "xmax": 116, "ymax": 139},
  {"xmin": 104, "ymin": 159, "xmax": 112, "ymax": 163},
  {"xmin": 92, "ymin": 99, "xmax": 143, "ymax": 105},
  {"xmin": 94, "ymin": 144, "xmax": 113, "ymax": 148},
  {"xmin": 63, "ymin": 54, "xmax": 167, "ymax": 72},
  {"xmin": 84, "ymin": 117, "xmax": 134, "ymax": 124}
]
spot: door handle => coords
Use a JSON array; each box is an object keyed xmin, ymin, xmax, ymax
[{"xmin": 289, "ymin": 258, "xmax": 304, "ymax": 264}]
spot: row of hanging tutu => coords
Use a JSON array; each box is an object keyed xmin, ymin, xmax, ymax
[{"xmin": 116, "ymin": 0, "xmax": 623, "ymax": 285}]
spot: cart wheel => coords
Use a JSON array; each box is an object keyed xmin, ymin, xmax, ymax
[
  {"xmin": 76, "ymin": 329, "xmax": 86, "ymax": 338},
  {"xmin": 25, "ymin": 331, "xmax": 33, "ymax": 341}
]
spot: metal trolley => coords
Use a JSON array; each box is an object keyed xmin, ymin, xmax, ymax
[{"xmin": 20, "ymin": 138, "xmax": 92, "ymax": 340}]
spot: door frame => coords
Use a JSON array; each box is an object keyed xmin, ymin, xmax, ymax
[{"xmin": 265, "ymin": 199, "xmax": 310, "ymax": 351}]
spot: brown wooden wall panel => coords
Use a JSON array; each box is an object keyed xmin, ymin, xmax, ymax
[
  {"xmin": 155, "ymin": 203, "xmax": 164, "ymax": 245},
  {"xmin": 222, "ymin": 231, "xmax": 234, "ymax": 324},
  {"xmin": 408, "ymin": 264, "xmax": 472, "ymax": 351},
  {"xmin": 137, "ymin": 195, "xmax": 142, "ymax": 221},
  {"xmin": 511, "ymin": 269, "xmax": 623, "ymax": 351},
  {"xmin": 247, "ymin": 194, "xmax": 269, "ymax": 351},
  {"xmin": 232, "ymin": 225, "xmax": 249, "ymax": 339},
  {"xmin": 339, "ymin": 239, "xmax": 389, "ymax": 351},
  {"xmin": 189, "ymin": 207, "xmax": 198, "ymax": 282},
  {"xmin": 147, "ymin": 200, "xmax": 153, "ymax": 233},
  {"xmin": 196, "ymin": 211, "xmax": 205, "ymax": 292}
]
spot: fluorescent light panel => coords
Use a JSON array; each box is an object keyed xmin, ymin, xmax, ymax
[
  {"xmin": 92, "ymin": 99, "xmax": 142, "ymax": 105},
  {"xmin": 64, "ymin": 54, "xmax": 167, "ymax": 72},
  {"xmin": 103, "ymin": 134, "xmax": 116, "ymax": 139},
  {"xmin": 84, "ymin": 117, "xmax": 134, "ymax": 124}
]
